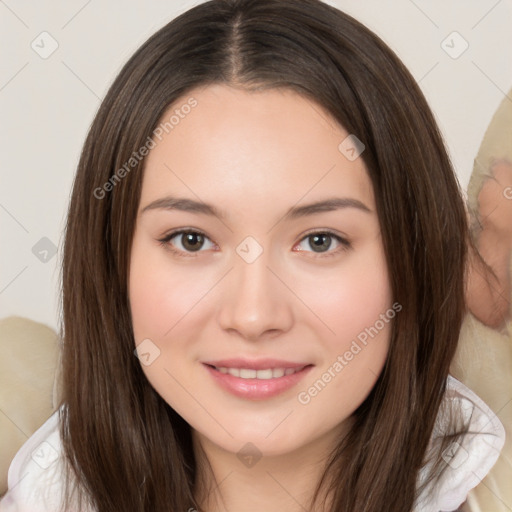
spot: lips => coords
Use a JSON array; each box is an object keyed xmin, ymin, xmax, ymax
[{"xmin": 202, "ymin": 359, "xmax": 314, "ymax": 400}]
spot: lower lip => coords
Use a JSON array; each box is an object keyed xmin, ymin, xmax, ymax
[{"xmin": 203, "ymin": 364, "xmax": 314, "ymax": 400}]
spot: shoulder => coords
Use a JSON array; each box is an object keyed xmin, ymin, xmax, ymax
[
  {"xmin": 414, "ymin": 375, "xmax": 506, "ymax": 512},
  {"xmin": 0, "ymin": 405, "xmax": 79, "ymax": 512}
]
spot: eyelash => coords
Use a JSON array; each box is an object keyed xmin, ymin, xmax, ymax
[{"xmin": 157, "ymin": 228, "xmax": 351, "ymax": 259}]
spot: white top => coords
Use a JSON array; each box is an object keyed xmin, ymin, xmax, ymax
[{"xmin": 0, "ymin": 375, "xmax": 506, "ymax": 512}]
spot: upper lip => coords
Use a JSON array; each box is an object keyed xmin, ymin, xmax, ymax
[{"xmin": 203, "ymin": 358, "xmax": 313, "ymax": 370}]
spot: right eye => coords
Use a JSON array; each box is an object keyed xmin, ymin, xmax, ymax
[{"xmin": 158, "ymin": 229, "xmax": 216, "ymax": 256}]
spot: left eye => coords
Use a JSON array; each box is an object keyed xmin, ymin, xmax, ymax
[{"xmin": 294, "ymin": 232, "xmax": 350, "ymax": 255}]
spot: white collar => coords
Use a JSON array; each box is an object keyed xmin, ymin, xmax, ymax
[{"xmin": 414, "ymin": 375, "xmax": 506, "ymax": 512}]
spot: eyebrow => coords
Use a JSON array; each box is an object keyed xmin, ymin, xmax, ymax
[{"xmin": 140, "ymin": 195, "xmax": 372, "ymax": 220}]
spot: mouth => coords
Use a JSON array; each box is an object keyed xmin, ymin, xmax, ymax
[{"xmin": 202, "ymin": 362, "xmax": 314, "ymax": 400}]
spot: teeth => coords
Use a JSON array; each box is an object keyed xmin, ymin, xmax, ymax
[{"xmin": 216, "ymin": 366, "xmax": 304, "ymax": 379}]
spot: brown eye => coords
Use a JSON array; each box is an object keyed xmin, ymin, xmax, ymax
[
  {"xmin": 308, "ymin": 233, "xmax": 333, "ymax": 252},
  {"xmin": 159, "ymin": 229, "xmax": 215, "ymax": 254},
  {"xmin": 295, "ymin": 231, "xmax": 351, "ymax": 257},
  {"xmin": 181, "ymin": 232, "xmax": 205, "ymax": 251}
]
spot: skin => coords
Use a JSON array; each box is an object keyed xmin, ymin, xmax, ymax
[
  {"xmin": 467, "ymin": 159, "xmax": 512, "ymax": 330},
  {"xmin": 129, "ymin": 84, "xmax": 394, "ymax": 512}
]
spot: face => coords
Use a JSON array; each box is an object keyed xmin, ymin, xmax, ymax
[{"xmin": 129, "ymin": 84, "xmax": 393, "ymax": 459}]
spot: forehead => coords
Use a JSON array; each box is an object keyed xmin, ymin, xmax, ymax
[{"xmin": 140, "ymin": 84, "xmax": 374, "ymax": 214}]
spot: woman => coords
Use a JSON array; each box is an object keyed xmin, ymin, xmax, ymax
[{"xmin": 0, "ymin": 1, "xmax": 505, "ymax": 511}]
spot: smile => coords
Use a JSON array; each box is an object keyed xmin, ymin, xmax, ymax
[{"xmin": 203, "ymin": 363, "xmax": 314, "ymax": 400}]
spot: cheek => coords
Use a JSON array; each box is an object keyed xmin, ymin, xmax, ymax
[
  {"xmin": 129, "ymin": 239, "xmax": 214, "ymax": 342},
  {"xmin": 294, "ymin": 240, "xmax": 393, "ymax": 407},
  {"xmin": 129, "ymin": 253, "xmax": 171, "ymax": 342},
  {"xmin": 300, "ymin": 242, "xmax": 392, "ymax": 345},
  {"xmin": 128, "ymin": 239, "xmax": 204, "ymax": 405}
]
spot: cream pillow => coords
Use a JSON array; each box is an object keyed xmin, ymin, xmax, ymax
[
  {"xmin": 451, "ymin": 87, "xmax": 512, "ymax": 511},
  {"xmin": 0, "ymin": 316, "xmax": 60, "ymax": 496}
]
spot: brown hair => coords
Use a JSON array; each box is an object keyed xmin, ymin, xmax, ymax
[{"xmin": 59, "ymin": 0, "xmax": 473, "ymax": 510}]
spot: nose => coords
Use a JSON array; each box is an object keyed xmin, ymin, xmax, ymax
[{"xmin": 216, "ymin": 251, "xmax": 294, "ymax": 341}]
